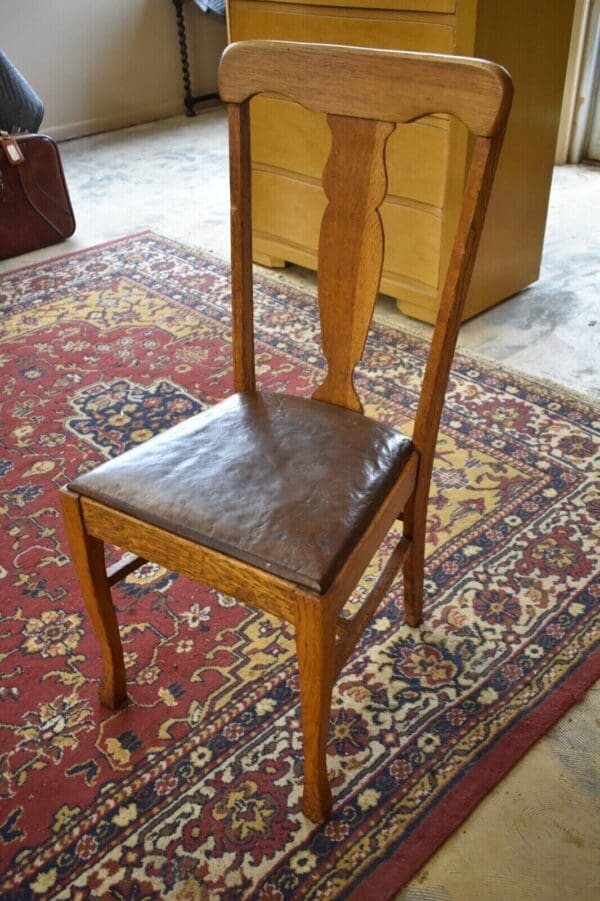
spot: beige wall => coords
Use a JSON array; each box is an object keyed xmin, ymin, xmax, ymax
[{"xmin": 1, "ymin": 0, "xmax": 227, "ymax": 139}]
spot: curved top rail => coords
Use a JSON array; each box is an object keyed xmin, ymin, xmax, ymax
[{"xmin": 219, "ymin": 40, "xmax": 513, "ymax": 137}]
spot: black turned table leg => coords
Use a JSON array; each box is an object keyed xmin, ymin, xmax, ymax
[{"xmin": 172, "ymin": 0, "xmax": 219, "ymax": 117}]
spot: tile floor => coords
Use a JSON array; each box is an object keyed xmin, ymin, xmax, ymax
[{"xmin": 2, "ymin": 108, "xmax": 598, "ymax": 899}]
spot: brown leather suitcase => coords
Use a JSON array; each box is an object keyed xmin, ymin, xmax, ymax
[{"xmin": 0, "ymin": 131, "xmax": 75, "ymax": 260}]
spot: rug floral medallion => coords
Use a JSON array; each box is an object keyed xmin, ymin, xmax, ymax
[{"xmin": 0, "ymin": 234, "xmax": 598, "ymax": 899}]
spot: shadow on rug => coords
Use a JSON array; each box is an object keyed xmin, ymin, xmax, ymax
[{"xmin": 0, "ymin": 233, "xmax": 598, "ymax": 899}]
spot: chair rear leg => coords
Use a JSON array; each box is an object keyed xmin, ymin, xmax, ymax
[
  {"xmin": 60, "ymin": 488, "xmax": 127, "ymax": 709},
  {"xmin": 295, "ymin": 593, "xmax": 336, "ymax": 822},
  {"xmin": 402, "ymin": 493, "xmax": 426, "ymax": 627}
]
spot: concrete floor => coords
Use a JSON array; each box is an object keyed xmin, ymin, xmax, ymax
[
  {"xmin": 3, "ymin": 108, "xmax": 598, "ymax": 899},
  {"xmin": 3, "ymin": 107, "xmax": 597, "ymax": 398}
]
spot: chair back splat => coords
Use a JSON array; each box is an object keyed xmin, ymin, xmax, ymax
[
  {"xmin": 220, "ymin": 41, "xmax": 512, "ymax": 421},
  {"xmin": 314, "ymin": 114, "xmax": 394, "ymax": 413},
  {"xmin": 61, "ymin": 40, "xmax": 512, "ymax": 824}
]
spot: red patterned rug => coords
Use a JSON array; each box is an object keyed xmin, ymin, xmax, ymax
[{"xmin": 1, "ymin": 233, "xmax": 598, "ymax": 899}]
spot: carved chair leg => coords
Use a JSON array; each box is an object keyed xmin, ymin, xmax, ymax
[
  {"xmin": 59, "ymin": 488, "xmax": 127, "ymax": 709},
  {"xmin": 402, "ymin": 494, "xmax": 426, "ymax": 627},
  {"xmin": 295, "ymin": 593, "xmax": 336, "ymax": 822}
]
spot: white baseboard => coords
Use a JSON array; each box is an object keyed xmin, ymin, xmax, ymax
[{"xmin": 44, "ymin": 96, "xmax": 218, "ymax": 142}]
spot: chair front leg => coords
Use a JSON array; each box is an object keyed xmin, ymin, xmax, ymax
[
  {"xmin": 402, "ymin": 491, "xmax": 426, "ymax": 627},
  {"xmin": 60, "ymin": 488, "xmax": 127, "ymax": 709},
  {"xmin": 295, "ymin": 592, "xmax": 337, "ymax": 823}
]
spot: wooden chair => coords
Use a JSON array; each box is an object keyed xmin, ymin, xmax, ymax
[{"xmin": 60, "ymin": 41, "xmax": 512, "ymax": 823}]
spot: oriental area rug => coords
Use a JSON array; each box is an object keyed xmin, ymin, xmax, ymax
[{"xmin": 0, "ymin": 233, "xmax": 598, "ymax": 899}]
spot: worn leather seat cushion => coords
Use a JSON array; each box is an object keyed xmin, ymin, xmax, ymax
[{"xmin": 70, "ymin": 391, "xmax": 413, "ymax": 593}]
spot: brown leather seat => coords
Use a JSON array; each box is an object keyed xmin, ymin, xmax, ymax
[{"xmin": 71, "ymin": 391, "xmax": 413, "ymax": 593}]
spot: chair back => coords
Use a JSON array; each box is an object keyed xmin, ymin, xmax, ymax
[{"xmin": 219, "ymin": 40, "xmax": 513, "ymax": 458}]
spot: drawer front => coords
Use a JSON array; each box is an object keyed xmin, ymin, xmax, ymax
[
  {"xmin": 380, "ymin": 200, "xmax": 441, "ymax": 288},
  {"xmin": 253, "ymin": 171, "xmax": 441, "ymax": 288},
  {"xmin": 250, "ymin": 97, "xmax": 330, "ymax": 183},
  {"xmin": 248, "ymin": 1, "xmax": 456, "ymax": 11},
  {"xmin": 253, "ymin": 170, "xmax": 327, "ymax": 256},
  {"xmin": 251, "ymin": 97, "xmax": 449, "ymax": 208},
  {"xmin": 387, "ymin": 120, "xmax": 449, "ymax": 208},
  {"xmin": 229, "ymin": 1, "xmax": 455, "ymax": 53}
]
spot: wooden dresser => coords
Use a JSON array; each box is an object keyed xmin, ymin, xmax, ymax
[{"xmin": 226, "ymin": 0, "xmax": 574, "ymax": 322}]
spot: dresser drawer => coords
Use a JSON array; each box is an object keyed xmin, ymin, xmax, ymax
[
  {"xmin": 250, "ymin": 98, "xmax": 330, "ymax": 183},
  {"xmin": 252, "ymin": 170, "xmax": 441, "ymax": 287},
  {"xmin": 380, "ymin": 200, "xmax": 441, "ymax": 288},
  {"xmin": 387, "ymin": 120, "xmax": 449, "ymax": 208},
  {"xmin": 251, "ymin": 96, "xmax": 449, "ymax": 208},
  {"xmin": 229, "ymin": 1, "xmax": 455, "ymax": 52},
  {"xmin": 255, "ymin": 0, "xmax": 455, "ymax": 10},
  {"xmin": 253, "ymin": 170, "xmax": 327, "ymax": 255}
]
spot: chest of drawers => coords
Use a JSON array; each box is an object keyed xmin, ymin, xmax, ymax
[{"xmin": 226, "ymin": 0, "xmax": 574, "ymax": 322}]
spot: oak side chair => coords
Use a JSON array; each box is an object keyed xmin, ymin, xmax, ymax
[{"xmin": 60, "ymin": 41, "xmax": 512, "ymax": 823}]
